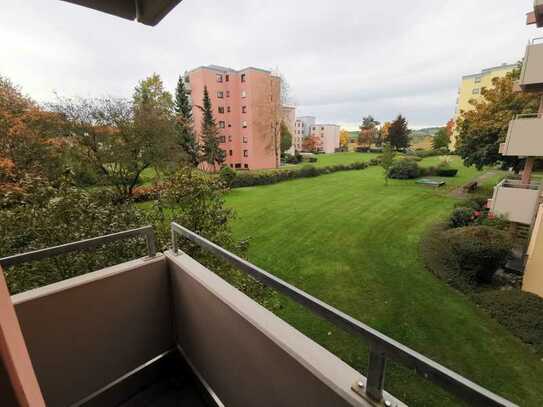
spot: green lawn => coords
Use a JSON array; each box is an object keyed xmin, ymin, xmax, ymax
[
  {"xmin": 223, "ymin": 156, "xmax": 541, "ymax": 406},
  {"xmin": 283, "ymin": 152, "xmax": 380, "ymax": 168}
]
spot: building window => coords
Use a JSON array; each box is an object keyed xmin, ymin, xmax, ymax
[
  {"xmin": 225, "ymin": 74, "xmax": 230, "ymax": 82},
  {"xmin": 472, "ymin": 88, "xmax": 480, "ymax": 95},
  {"xmin": 229, "ymin": 149, "xmax": 233, "ymax": 156},
  {"xmin": 216, "ymin": 74, "xmax": 223, "ymax": 83},
  {"xmin": 226, "ymin": 90, "xmax": 230, "ymax": 98},
  {"xmin": 228, "ymin": 135, "xmax": 232, "ymax": 142},
  {"xmin": 242, "ymin": 106, "xmax": 247, "ymax": 113},
  {"xmin": 241, "ymin": 91, "xmax": 247, "ymax": 98},
  {"xmin": 242, "ymin": 120, "xmax": 248, "ymax": 128},
  {"xmin": 227, "ymin": 106, "xmax": 231, "ymax": 113},
  {"xmin": 244, "ymin": 164, "xmax": 249, "ymax": 169},
  {"xmin": 474, "ymin": 76, "xmax": 482, "ymax": 83},
  {"xmin": 243, "ymin": 136, "xmax": 248, "ymax": 143},
  {"xmin": 228, "ymin": 124, "xmax": 232, "ymax": 128},
  {"xmin": 219, "ymin": 121, "xmax": 225, "ymax": 128},
  {"xmin": 235, "ymin": 163, "xmax": 241, "ymax": 169},
  {"xmin": 243, "ymin": 150, "xmax": 248, "ymax": 157},
  {"xmin": 217, "ymin": 91, "xmax": 224, "ymax": 98},
  {"xmin": 241, "ymin": 73, "xmax": 246, "ymax": 83},
  {"xmin": 219, "ymin": 136, "xmax": 226, "ymax": 143},
  {"xmin": 218, "ymin": 106, "xmax": 224, "ymax": 114},
  {"xmin": 321, "ymin": 126, "xmax": 324, "ymax": 130}
]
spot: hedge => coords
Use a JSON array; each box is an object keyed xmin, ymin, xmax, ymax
[
  {"xmin": 475, "ymin": 290, "xmax": 543, "ymax": 353},
  {"xmin": 230, "ymin": 161, "xmax": 370, "ymax": 188}
]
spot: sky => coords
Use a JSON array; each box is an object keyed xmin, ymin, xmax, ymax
[{"xmin": 0, "ymin": 0, "xmax": 540, "ymax": 130}]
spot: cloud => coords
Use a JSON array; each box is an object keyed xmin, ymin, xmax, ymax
[{"xmin": 0, "ymin": 0, "xmax": 539, "ymax": 128}]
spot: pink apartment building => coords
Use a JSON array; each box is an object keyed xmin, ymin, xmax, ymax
[{"xmin": 186, "ymin": 65, "xmax": 281, "ymax": 170}]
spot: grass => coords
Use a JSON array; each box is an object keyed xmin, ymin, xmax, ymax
[
  {"xmin": 283, "ymin": 152, "xmax": 380, "ymax": 168},
  {"xmin": 222, "ymin": 155, "xmax": 541, "ymax": 406}
]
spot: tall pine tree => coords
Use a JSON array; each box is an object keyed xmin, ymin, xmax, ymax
[
  {"xmin": 174, "ymin": 75, "xmax": 199, "ymax": 166},
  {"xmin": 388, "ymin": 114, "xmax": 410, "ymax": 151},
  {"xmin": 200, "ymin": 86, "xmax": 225, "ymax": 170}
]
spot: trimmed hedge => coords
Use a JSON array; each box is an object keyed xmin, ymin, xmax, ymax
[
  {"xmin": 475, "ymin": 290, "xmax": 543, "ymax": 352},
  {"xmin": 436, "ymin": 168, "xmax": 458, "ymax": 177},
  {"xmin": 230, "ymin": 161, "xmax": 370, "ymax": 188},
  {"xmin": 388, "ymin": 159, "xmax": 420, "ymax": 179}
]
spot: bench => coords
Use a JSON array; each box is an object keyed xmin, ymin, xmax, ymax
[
  {"xmin": 463, "ymin": 181, "xmax": 478, "ymax": 193},
  {"xmin": 416, "ymin": 178, "xmax": 446, "ymax": 187}
]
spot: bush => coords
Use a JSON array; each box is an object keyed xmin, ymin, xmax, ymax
[
  {"xmin": 475, "ymin": 290, "xmax": 543, "ymax": 352},
  {"xmin": 444, "ymin": 226, "xmax": 512, "ymax": 285},
  {"xmin": 356, "ymin": 146, "xmax": 370, "ymax": 153},
  {"xmin": 388, "ymin": 159, "xmax": 420, "ymax": 179},
  {"xmin": 306, "ymin": 157, "xmax": 318, "ymax": 163},
  {"xmin": 299, "ymin": 164, "xmax": 319, "ymax": 177},
  {"xmin": 219, "ymin": 165, "xmax": 237, "ymax": 187},
  {"xmin": 436, "ymin": 168, "xmax": 458, "ymax": 177},
  {"xmin": 449, "ymin": 207, "xmax": 476, "ymax": 228}
]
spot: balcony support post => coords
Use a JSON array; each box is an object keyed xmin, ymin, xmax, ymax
[
  {"xmin": 521, "ymin": 157, "xmax": 535, "ymax": 185},
  {"xmin": 366, "ymin": 346, "xmax": 386, "ymax": 402}
]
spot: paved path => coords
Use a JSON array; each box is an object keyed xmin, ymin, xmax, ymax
[{"xmin": 449, "ymin": 171, "xmax": 496, "ymax": 198}]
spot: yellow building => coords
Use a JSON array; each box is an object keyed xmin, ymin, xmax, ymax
[{"xmin": 451, "ymin": 63, "xmax": 517, "ymax": 149}]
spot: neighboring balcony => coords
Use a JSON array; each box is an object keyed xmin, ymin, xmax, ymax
[
  {"xmin": 500, "ymin": 113, "xmax": 543, "ymax": 156},
  {"xmin": 490, "ymin": 179, "xmax": 542, "ymax": 225},
  {"xmin": 519, "ymin": 37, "xmax": 543, "ymax": 92}
]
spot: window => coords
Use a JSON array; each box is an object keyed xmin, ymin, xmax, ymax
[
  {"xmin": 228, "ymin": 135, "xmax": 232, "ymax": 142},
  {"xmin": 225, "ymin": 74, "xmax": 230, "ymax": 82},
  {"xmin": 243, "ymin": 136, "xmax": 248, "ymax": 143},
  {"xmin": 216, "ymin": 74, "xmax": 223, "ymax": 83},
  {"xmin": 241, "ymin": 73, "xmax": 246, "ymax": 82},
  {"xmin": 226, "ymin": 91, "xmax": 230, "ymax": 98},
  {"xmin": 219, "ymin": 121, "xmax": 225, "ymax": 128},
  {"xmin": 184, "ymin": 76, "xmax": 190, "ymax": 83},
  {"xmin": 244, "ymin": 164, "xmax": 249, "ymax": 169},
  {"xmin": 241, "ymin": 91, "xmax": 247, "ymax": 98},
  {"xmin": 235, "ymin": 163, "xmax": 241, "ymax": 169},
  {"xmin": 242, "ymin": 106, "xmax": 247, "ymax": 113},
  {"xmin": 243, "ymin": 150, "xmax": 248, "ymax": 157},
  {"xmin": 229, "ymin": 149, "xmax": 233, "ymax": 156},
  {"xmin": 472, "ymin": 88, "xmax": 480, "ymax": 95},
  {"xmin": 219, "ymin": 136, "xmax": 226, "ymax": 143},
  {"xmin": 242, "ymin": 120, "xmax": 248, "ymax": 128},
  {"xmin": 474, "ymin": 76, "xmax": 482, "ymax": 83},
  {"xmin": 217, "ymin": 91, "xmax": 224, "ymax": 98},
  {"xmin": 218, "ymin": 106, "xmax": 224, "ymax": 114},
  {"xmin": 321, "ymin": 127, "xmax": 324, "ymax": 130},
  {"xmin": 227, "ymin": 106, "xmax": 231, "ymax": 113},
  {"xmin": 228, "ymin": 124, "xmax": 232, "ymax": 128}
]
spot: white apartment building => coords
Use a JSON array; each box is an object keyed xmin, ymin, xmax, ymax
[
  {"xmin": 293, "ymin": 116, "xmax": 316, "ymax": 151},
  {"xmin": 310, "ymin": 124, "xmax": 340, "ymax": 154}
]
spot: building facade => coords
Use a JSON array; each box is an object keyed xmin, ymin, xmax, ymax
[
  {"xmin": 310, "ymin": 124, "xmax": 340, "ymax": 154},
  {"xmin": 451, "ymin": 63, "xmax": 517, "ymax": 149},
  {"xmin": 489, "ymin": 1, "xmax": 543, "ymax": 298},
  {"xmin": 293, "ymin": 116, "xmax": 316, "ymax": 151},
  {"xmin": 186, "ymin": 65, "xmax": 281, "ymax": 170},
  {"xmin": 281, "ymin": 106, "xmax": 296, "ymax": 155}
]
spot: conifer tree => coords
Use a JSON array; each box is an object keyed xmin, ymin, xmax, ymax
[
  {"xmin": 200, "ymin": 86, "xmax": 225, "ymax": 170},
  {"xmin": 174, "ymin": 75, "xmax": 199, "ymax": 166},
  {"xmin": 389, "ymin": 115, "xmax": 410, "ymax": 150}
]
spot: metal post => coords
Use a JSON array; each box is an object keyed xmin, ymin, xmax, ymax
[
  {"xmin": 171, "ymin": 225, "xmax": 178, "ymax": 255},
  {"xmin": 366, "ymin": 346, "xmax": 386, "ymax": 402}
]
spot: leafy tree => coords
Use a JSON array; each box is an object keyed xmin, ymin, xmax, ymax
[
  {"xmin": 200, "ymin": 86, "xmax": 225, "ymax": 171},
  {"xmin": 381, "ymin": 121, "xmax": 391, "ymax": 141},
  {"xmin": 302, "ymin": 136, "xmax": 319, "ymax": 153},
  {"xmin": 358, "ymin": 115, "xmax": 380, "ymax": 147},
  {"xmin": 280, "ymin": 121, "xmax": 293, "ymax": 154},
  {"xmin": 389, "ymin": 115, "xmax": 410, "ymax": 150},
  {"xmin": 174, "ymin": 75, "xmax": 199, "ymax": 166},
  {"xmin": 456, "ymin": 70, "xmax": 539, "ymax": 170},
  {"xmin": 339, "ymin": 130, "xmax": 350, "ymax": 149},
  {"xmin": 380, "ymin": 143, "xmax": 395, "ymax": 186},
  {"xmin": 432, "ymin": 127, "xmax": 450, "ymax": 150}
]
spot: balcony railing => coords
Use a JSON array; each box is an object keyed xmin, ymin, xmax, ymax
[
  {"xmin": 501, "ymin": 113, "xmax": 543, "ymax": 157},
  {"xmin": 490, "ymin": 179, "xmax": 542, "ymax": 224},
  {"xmin": 519, "ymin": 37, "xmax": 543, "ymax": 92}
]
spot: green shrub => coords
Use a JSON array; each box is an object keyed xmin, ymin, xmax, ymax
[
  {"xmin": 454, "ymin": 195, "xmax": 489, "ymax": 211},
  {"xmin": 436, "ymin": 168, "xmax": 458, "ymax": 177},
  {"xmin": 219, "ymin": 165, "xmax": 237, "ymax": 187},
  {"xmin": 299, "ymin": 164, "xmax": 319, "ymax": 177},
  {"xmin": 388, "ymin": 159, "xmax": 420, "ymax": 179},
  {"xmin": 475, "ymin": 290, "xmax": 543, "ymax": 352},
  {"xmin": 449, "ymin": 207, "xmax": 476, "ymax": 228},
  {"xmin": 444, "ymin": 226, "xmax": 512, "ymax": 284}
]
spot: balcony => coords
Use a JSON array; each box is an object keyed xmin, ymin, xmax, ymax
[
  {"xmin": 490, "ymin": 179, "xmax": 542, "ymax": 224},
  {"xmin": 501, "ymin": 113, "xmax": 543, "ymax": 156},
  {"xmin": 519, "ymin": 37, "xmax": 543, "ymax": 92},
  {"xmin": 527, "ymin": 0, "xmax": 543, "ymax": 28},
  {"xmin": 0, "ymin": 224, "xmax": 517, "ymax": 407}
]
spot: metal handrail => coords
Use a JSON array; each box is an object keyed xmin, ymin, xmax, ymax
[
  {"xmin": 0, "ymin": 226, "xmax": 156, "ymax": 268},
  {"xmin": 531, "ymin": 36, "xmax": 543, "ymax": 45},
  {"xmin": 500, "ymin": 178, "xmax": 542, "ymax": 191},
  {"xmin": 170, "ymin": 222, "xmax": 517, "ymax": 407},
  {"xmin": 515, "ymin": 112, "xmax": 542, "ymax": 119}
]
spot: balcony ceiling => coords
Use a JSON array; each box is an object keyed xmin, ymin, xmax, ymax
[{"xmin": 61, "ymin": 0, "xmax": 182, "ymax": 26}]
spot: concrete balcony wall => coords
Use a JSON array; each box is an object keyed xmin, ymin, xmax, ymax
[
  {"xmin": 166, "ymin": 251, "xmax": 401, "ymax": 407},
  {"xmin": 10, "ymin": 255, "xmax": 174, "ymax": 406},
  {"xmin": 520, "ymin": 41, "xmax": 543, "ymax": 92},
  {"xmin": 524, "ymin": 204, "xmax": 543, "ymax": 298},
  {"xmin": 491, "ymin": 180, "xmax": 541, "ymax": 225},
  {"xmin": 502, "ymin": 116, "xmax": 543, "ymax": 156}
]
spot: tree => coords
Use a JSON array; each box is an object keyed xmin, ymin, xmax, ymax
[
  {"xmin": 339, "ymin": 130, "xmax": 350, "ymax": 149},
  {"xmin": 200, "ymin": 86, "xmax": 225, "ymax": 171},
  {"xmin": 302, "ymin": 136, "xmax": 319, "ymax": 153},
  {"xmin": 358, "ymin": 115, "xmax": 380, "ymax": 147},
  {"xmin": 432, "ymin": 127, "xmax": 450, "ymax": 150},
  {"xmin": 280, "ymin": 121, "xmax": 293, "ymax": 154},
  {"xmin": 456, "ymin": 70, "xmax": 539, "ymax": 170},
  {"xmin": 388, "ymin": 115, "xmax": 410, "ymax": 150},
  {"xmin": 381, "ymin": 121, "xmax": 392, "ymax": 141},
  {"xmin": 380, "ymin": 143, "xmax": 395, "ymax": 186},
  {"xmin": 174, "ymin": 75, "xmax": 199, "ymax": 166}
]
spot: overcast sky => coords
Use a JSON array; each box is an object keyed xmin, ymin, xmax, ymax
[{"xmin": 1, "ymin": 0, "xmax": 539, "ymax": 129}]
